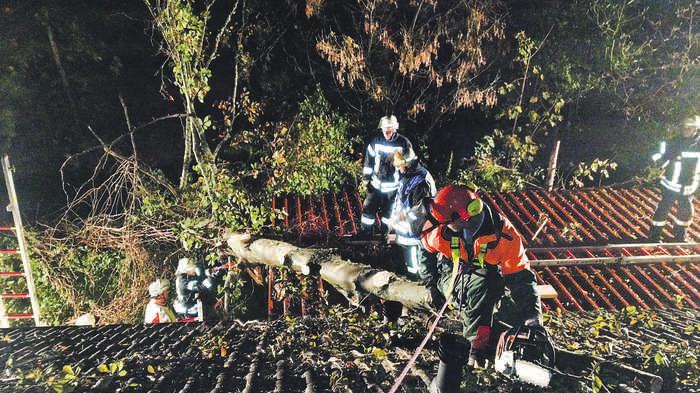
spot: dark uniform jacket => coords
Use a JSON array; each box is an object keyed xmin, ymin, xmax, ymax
[
  {"xmin": 653, "ymin": 133, "xmax": 700, "ymax": 195},
  {"xmin": 362, "ymin": 134, "xmax": 413, "ymax": 193}
]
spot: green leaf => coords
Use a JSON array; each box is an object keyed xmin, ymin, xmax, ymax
[
  {"xmin": 147, "ymin": 365, "xmax": 155, "ymax": 374},
  {"xmin": 654, "ymin": 352, "xmax": 666, "ymax": 366},
  {"xmin": 98, "ymin": 364, "xmax": 109, "ymax": 373},
  {"xmin": 593, "ymin": 375, "xmax": 603, "ymax": 393},
  {"xmin": 371, "ymin": 347, "xmax": 387, "ymax": 360},
  {"xmin": 62, "ymin": 365, "xmax": 74, "ymax": 376},
  {"xmin": 118, "ymin": 370, "xmax": 128, "ymax": 377}
]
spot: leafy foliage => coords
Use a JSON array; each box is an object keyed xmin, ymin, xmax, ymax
[
  {"xmin": 315, "ymin": 0, "xmax": 505, "ymax": 129},
  {"xmin": 264, "ymin": 89, "xmax": 359, "ymax": 196}
]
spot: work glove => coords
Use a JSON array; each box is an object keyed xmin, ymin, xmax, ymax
[{"xmin": 468, "ymin": 325, "xmax": 491, "ymax": 368}]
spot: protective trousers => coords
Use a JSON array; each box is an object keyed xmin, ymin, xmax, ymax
[
  {"xmin": 494, "ymin": 269, "xmax": 542, "ymax": 327},
  {"xmin": 361, "ymin": 188, "xmax": 396, "ymax": 234},
  {"xmin": 436, "ymin": 261, "xmax": 542, "ymax": 340},
  {"xmin": 398, "ymin": 244, "xmax": 438, "ymax": 284},
  {"xmin": 436, "ymin": 260, "xmax": 504, "ymax": 340},
  {"xmin": 651, "ymin": 188, "xmax": 694, "ymax": 241}
]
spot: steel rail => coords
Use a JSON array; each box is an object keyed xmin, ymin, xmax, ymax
[
  {"xmin": 668, "ymin": 246, "xmax": 700, "ymax": 287},
  {"xmin": 621, "ymin": 246, "xmax": 676, "ymax": 306},
  {"xmin": 635, "ymin": 246, "xmax": 698, "ymax": 308},
  {"xmin": 529, "ymin": 254, "xmax": 700, "ymax": 267},
  {"xmin": 526, "ymin": 242, "xmax": 700, "ymax": 253}
]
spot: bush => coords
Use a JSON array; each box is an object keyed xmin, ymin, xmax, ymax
[{"xmin": 266, "ymin": 88, "xmax": 359, "ymax": 196}]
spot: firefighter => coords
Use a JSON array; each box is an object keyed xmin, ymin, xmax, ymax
[
  {"xmin": 173, "ymin": 257, "xmax": 219, "ymax": 320},
  {"xmin": 361, "ymin": 115, "xmax": 415, "ymax": 235},
  {"xmin": 388, "ymin": 150, "xmax": 438, "ymax": 285},
  {"xmin": 421, "ymin": 185, "xmax": 541, "ymax": 366},
  {"xmin": 144, "ymin": 279, "xmax": 176, "ymax": 324},
  {"xmin": 649, "ymin": 115, "xmax": 700, "ymax": 242}
]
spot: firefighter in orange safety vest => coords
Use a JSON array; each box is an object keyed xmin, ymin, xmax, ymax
[{"xmin": 420, "ymin": 185, "xmax": 542, "ymax": 366}]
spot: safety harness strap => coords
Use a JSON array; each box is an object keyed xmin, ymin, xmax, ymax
[
  {"xmin": 164, "ymin": 306, "xmax": 177, "ymax": 323},
  {"xmin": 445, "ymin": 236, "xmax": 462, "ymax": 298}
]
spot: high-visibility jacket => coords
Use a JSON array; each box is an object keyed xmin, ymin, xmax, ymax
[
  {"xmin": 363, "ymin": 134, "xmax": 413, "ymax": 193},
  {"xmin": 144, "ymin": 299, "xmax": 175, "ymax": 324},
  {"xmin": 652, "ymin": 133, "xmax": 700, "ymax": 195},
  {"xmin": 421, "ymin": 204, "xmax": 529, "ymax": 275},
  {"xmin": 390, "ymin": 165, "xmax": 437, "ymax": 245}
]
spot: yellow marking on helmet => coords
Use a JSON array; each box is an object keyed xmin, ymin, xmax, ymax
[{"xmin": 467, "ymin": 199, "xmax": 483, "ymax": 216}]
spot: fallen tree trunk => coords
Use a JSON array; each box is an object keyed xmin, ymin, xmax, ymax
[{"xmin": 226, "ymin": 233, "xmax": 434, "ymax": 310}]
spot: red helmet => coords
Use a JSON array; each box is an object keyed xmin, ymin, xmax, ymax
[{"xmin": 430, "ymin": 185, "xmax": 483, "ymax": 223}]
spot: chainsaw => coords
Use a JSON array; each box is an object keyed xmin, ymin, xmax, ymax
[{"xmin": 494, "ymin": 324, "xmax": 557, "ymax": 388}]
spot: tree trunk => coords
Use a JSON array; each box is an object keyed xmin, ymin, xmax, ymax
[
  {"xmin": 225, "ymin": 233, "xmax": 434, "ymax": 310},
  {"xmin": 46, "ymin": 22, "xmax": 78, "ymax": 124},
  {"xmin": 546, "ymin": 139, "xmax": 561, "ymax": 191}
]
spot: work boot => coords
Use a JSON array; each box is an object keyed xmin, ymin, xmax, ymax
[
  {"xmin": 467, "ymin": 326, "xmax": 491, "ymax": 368},
  {"xmin": 674, "ymin": 226, "xmax": 689, "ymax": 243},
  {"xmin": 648, "ymin": 226, "xmax": 663, "ymax": 243}
]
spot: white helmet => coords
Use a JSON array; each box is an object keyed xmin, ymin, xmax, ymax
[
  {"xmin": 176, "ymin": 257, "xmax": 198, "ymax": 275},
  {"xmin": 378, "ymin": 115, "xmax": 399, "ymax": 130},
  {"xmin": 683, "ymin": 115, "xmax": 700, "ymax": 130},
  {"xmin": 148, "ymin": 279, "xmax": 169, "ymax": 298}
]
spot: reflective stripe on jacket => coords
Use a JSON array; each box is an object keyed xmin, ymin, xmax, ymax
[
  {"xmin": 653, "ymin": 134, "xmax": 700, "ymax": 195},
  {"xmin": 363, "ymin": 134, "xmax": 413, "ymax": 193}
]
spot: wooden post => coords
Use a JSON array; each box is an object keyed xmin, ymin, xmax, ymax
[
  {"xmin": 267, "ymin": 266, "xmax": 274, "ymax": 320},
  {"xmin": 547, "ymin": 140, "xmax": 561, "ymax": 191}
]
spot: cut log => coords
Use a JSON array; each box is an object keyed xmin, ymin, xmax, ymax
[{"xmin": 226, "ymin": 233, "xmax": 434, "ymax": 310}]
